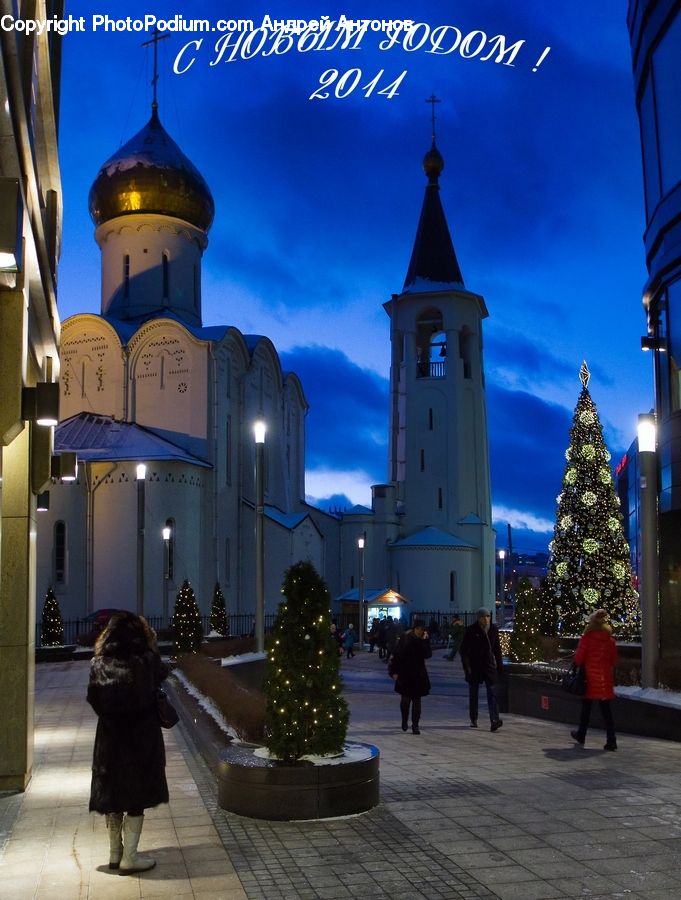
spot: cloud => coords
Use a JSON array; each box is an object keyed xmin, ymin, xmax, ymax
[{"xmin": 305, "ymin": 470, "xmax": 374, "ymax": 508}]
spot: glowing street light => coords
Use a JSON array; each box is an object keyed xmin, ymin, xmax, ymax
[
  {"xmin": 254, "ymin": 419, "xmax": 266, "ymax": 653},
  {"xmin": 638, "ymin": 413, "xmax": 659, "ymax": 688}
]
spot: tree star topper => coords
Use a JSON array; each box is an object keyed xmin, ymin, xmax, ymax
[{"xmin": 579, "ymin": 360, "xmax": 590, "ymax": 389}]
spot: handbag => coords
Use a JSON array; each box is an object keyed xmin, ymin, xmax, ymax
[
  {"xmin": 157, "ymin": 688, "xmax": 179, "ymax": 728},
  {"xmin": 561, "ymin": 663, "xmax": 587, "ymax": 696}
]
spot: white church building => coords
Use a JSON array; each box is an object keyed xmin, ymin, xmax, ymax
[{"xmin": 36, "ymin": 100, "xmax": 495, "ymax": 625}]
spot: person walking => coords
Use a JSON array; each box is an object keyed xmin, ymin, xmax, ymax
[
  {"xmin": 570, "ymin": 609, "xmax": 618, "ymax": 751},
  {"xmin": 460, "ymin": 607, "xmax": 504, "ymax": 731},
  {"xmin": 87, "ymin": 611, "xmax": 169, "ymax": 875},
  {"xmin": 388, "ymin": 618, "xmax": 432, "ymax": 734},
  {"xmin": 343, "ymin": 623, "xmax": 357, "ymax": 658},
  {"xmin": 444, "ymin": 615, "xmax": 465, "ymax": 661}
]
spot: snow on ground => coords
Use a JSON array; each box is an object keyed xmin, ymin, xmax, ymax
[
  {"xmin": 253, "ymin": 743, "xmax": 374, "ymax": 765},
  {"xmin": 220, "ymin": 651, "xmax": 267, "ymax": 667},
  {"xmin": 170, "ymin": 669, "xmax": 241, "ymax": 742},
  {"xmin": 615, "ymin": 685, "xmax": 681, "ymax": 708}
]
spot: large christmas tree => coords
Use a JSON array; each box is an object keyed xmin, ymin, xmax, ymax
[
  {"xmin": 40, "ymin": 587, "xmax": 64, "ymax": 647},
  {"xmin": 172, "ymin": 580, "xmax": 204, "ymax": 654},
  {"xmin": 542, "ymin": 362, "xmax": 639, "ymax": 638},
  {"xmin": 263, "ymin": 561, "xmax": 349, "ymax": 761}
]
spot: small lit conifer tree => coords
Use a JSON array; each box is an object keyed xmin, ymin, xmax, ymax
[
  {"xmin": 542, "ymin": 362, "xmax": 640, "ymax": 638},
  {"xmin": 40, "ymin": 586, "xmax": 64, "ymax": 647},
  {"xmin": 509, "ymin": 579, "xmax": 543, "ymax": 663},
  {"xmin": 264, "ymin": 561, "xmax": 349, "ymax": 761},
  {"xmin": 172, "ymin": 580, "xmax": 203, "ymax": 654},
  {"xmin": 209, "ymin": 582, "xmax": 229, "ymax": 636}
]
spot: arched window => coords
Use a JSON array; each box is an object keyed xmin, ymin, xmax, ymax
[
  {"xmin": 459, "ymin": 327, "xmax": 473, "ymax": 379},
  {"xmin": 54, "ymin": 520, "xmax": 67, "ymax": 584},
  {"xmin": 416, "ymin": 309, "xmax": 446, "ymax": 378},
  {"xmin": 450, "ymin": 571, "xmax": 457, "ymax": 605},
  {"xmin": 165, "ymin": 518, "xmax": 175, "ymax": 581}
]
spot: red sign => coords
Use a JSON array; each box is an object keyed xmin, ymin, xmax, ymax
[
  {"xmin": 541, "ymin": 695, "xmax": 549, "ymax": 710},
  {"xmin": 615, "ymin": 453, "xmax": 629, "ymax": 477}
]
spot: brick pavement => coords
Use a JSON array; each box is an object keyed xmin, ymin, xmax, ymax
[{"xmin": 1, "ymin": 651, "xmax": 681, "ymax": 899}]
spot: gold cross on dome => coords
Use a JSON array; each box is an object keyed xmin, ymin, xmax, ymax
[
  {"xmin": 426, "ymin": 94, "xmax": 441, "ymax": 143},
  {"xmin": 141, "ymin": 28, "xmax": 170, "ymax": 111}
]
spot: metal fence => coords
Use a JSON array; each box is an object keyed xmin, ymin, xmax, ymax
[{"xmin": 36, "ymin": 609, "xmax": 480, "ymax": 648}]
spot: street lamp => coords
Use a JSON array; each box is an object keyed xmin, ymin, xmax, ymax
[
  {"xmin": 162, "ymin": 525, "xmax": 171, "ymax": 623},
  {"xmin": 638, "ymin": 413, "xmax": 659, "ymax": 688},
  {"xmin": 136, "ymin": 464, "xmax": 146, "ymax": 615},
  {"xmin": 498, "ymin": 549, "xmax": 506, "ymax": 627},
  {"xmin": 254, "ymin": 419, "xmax": 266, "ymax": 653},
  {"xmin": 358, "ymin": 535, "xmax": 366, "ymax": 650}
]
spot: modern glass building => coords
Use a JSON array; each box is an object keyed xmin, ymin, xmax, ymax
[{"xmin": 628, "ymin": 0, "xmax": 681, "ymax": 661}]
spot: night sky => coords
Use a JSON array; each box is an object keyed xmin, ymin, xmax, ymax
[{"xmin": 56, "ymin": 1, "xmax": 651, "ymax": 553}]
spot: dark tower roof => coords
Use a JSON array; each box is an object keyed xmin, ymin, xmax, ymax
[{"xmin": 403, "ymin": 142, "xmax": 464, "ymax": 291}]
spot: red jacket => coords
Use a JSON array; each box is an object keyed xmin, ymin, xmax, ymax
[{"xmin": 574, "ymin": 629, "xmax": 617, "ymax": 700}]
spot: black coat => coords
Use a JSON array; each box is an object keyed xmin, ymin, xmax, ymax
[
  {"xmin": 388, "ymin": 631, "xmax": 432, "ymax": 698},
  {"xmin": 460, "ymin": 622, "xmax": 504, "ymax": 684},
  {"xmin": 87, "ymin": 649, "xmax": 169, "ymax": 814}
]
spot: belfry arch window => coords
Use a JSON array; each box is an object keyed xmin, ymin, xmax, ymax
[
  {"xmin": 416, "ymin": 309, "xmax": 446, "ymax": 378},
  {"xmin": 459, "ymin": 327, "xmax": 473, "ymax": 379}
]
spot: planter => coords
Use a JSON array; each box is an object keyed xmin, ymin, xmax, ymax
[
  {"xmin": 217, "ymin": 742, "xmax": 380, "ymax": 820},
  {"xmin": 503, "ymin": 670, "xmax": 681, "ymax": 742},
  {"xmin": 35, "ymin": 644, "xmax": 77, "ymax": 663}
]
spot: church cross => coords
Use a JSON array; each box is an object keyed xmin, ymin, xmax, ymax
[
  {"xmin": 426, "ymin": 94, "xmax": 441, "ymax": 143},
  {"xmin": 141, "ymin": 28, "xmax": 170, "ymax": 111}
]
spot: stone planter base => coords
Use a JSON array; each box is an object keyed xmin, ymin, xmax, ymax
[{"xmin": 218, "ymin": 743, "xmax": 380, "ymax": 820}]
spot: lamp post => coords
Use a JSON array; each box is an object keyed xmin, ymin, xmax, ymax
[
  {"xmin": 162, "ymin": 526, "xmax": 171, "ymax": 623},
  {"xmin": 498, "ymin": 549, "xmax": 506, "ymax": 627},
  {"xmin": 254, "ymin": 419, "xmax": 266, "ymax": 653},
  {"xmin": 358, "ymin": 535, "xmax": 366, "ymax": 650},
  {"xmin": 638, "ymin": 413, "xmax": 659, "ymax": 688},
  {"xmin": 136, "ymin": 463, "xmax": 146, "ymax": 615}
]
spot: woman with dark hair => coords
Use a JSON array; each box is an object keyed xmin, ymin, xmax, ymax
[
  {"xmin": 87, "ymin": 611, "xmax": 169, "ymax": 875},
  {"xmin": 571, "ymin": 609, "xmax": 618, "ymax": 751},
  {"xmin": 388, "ymin": 618, "xmax": 431, "ymax": 734}
]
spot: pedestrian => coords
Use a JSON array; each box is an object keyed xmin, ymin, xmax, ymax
[
  {"xmin": 460, "ymin": 607, "xmax": 504, "ymax": 731},
  {"xmin": 444, "ymin": 615, "xmax": 465, "ymax": 661},
  {"xmin": 385, "ymin": 616, "xmax": 398, "ymax": 660},
  {"xmin": 87, "ymin": 611, "xmax": 169, "ymax": 875},
  {"xmin": 388, "ymin": 618, "xmax": 432, "ymax": 734},
  {"xmin": 377, "ymin": 617, "xmax": 388, "ymax": 659},
  {"xmin": 330, "ymin": 622, "xmax": 343, "ymax": 656},
  {"xmin": 343, "ymin": 623, "xmax": 357, "ymax": 658},
  {"xmin": 368, "ymin": 617, "xmax": 380, "ymax": 653},
  {"xmin": 570, "ymin": 609, "xmax": 618, "ymax": 751}
]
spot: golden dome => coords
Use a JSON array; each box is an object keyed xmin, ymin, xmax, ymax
[
  {"xmin": 88, "ymin": 109, "xmax": 214, "ymax": 231},
  {"xmin": 423, "ymin": 143, "xmax": 444, "ymax": 182}
]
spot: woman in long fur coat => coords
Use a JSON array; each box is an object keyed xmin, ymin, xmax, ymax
[{"xmin": 87, "ymin": 612, "xmax": 169, "ymax": 875}]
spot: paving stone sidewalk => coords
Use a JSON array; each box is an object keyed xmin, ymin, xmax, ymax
[{"xmin": 1, "ymin": 651, "xmax": 681, "ymax": 899}]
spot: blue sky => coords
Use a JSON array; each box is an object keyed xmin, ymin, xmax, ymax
[{"xmin": 56, "ymin": 1, "xmax": 651, "ymax": 552}]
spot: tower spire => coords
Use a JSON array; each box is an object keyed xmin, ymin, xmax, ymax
[
  {"xmin": 141, "ymin": 28, "xmax": 170, "ymax": 116},
  {"xmin": 403, "ymin": 98, "xmax": 464, "ymax": 289}
]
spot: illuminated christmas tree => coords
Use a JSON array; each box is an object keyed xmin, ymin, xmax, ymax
[
  {"xmin": 40, "ymin": 587, "xmax": 64, "ymax": 647},
  {"xmin": 542, "ymin": 362, "xmax": 640, "ymax": 637},
  {"xmin": 209, "ymin": 582, "xmax": 229, "ymax": 636},
  {"xmin": 509, "ymin": 579, "xmax": 543, "ymax": 662},
  {"xmin": 264, "ymin": 561, "xmax": 348, "ymax": 761},
  {"xmin": 172, "ymin": 580, "xmax": 203, "ymax": 654}
]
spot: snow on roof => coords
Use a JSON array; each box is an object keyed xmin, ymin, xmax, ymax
[
  {"xmin": 390, "ymin": 525, "xmax": 475, "ymax": 549},
  {"xmin": 105, "ymin": 313, "xmax": 231, "ymax": 344},
  {"xmin": 264, "ymin": 505, "xmax": 309, "ymax": 530},
  {"xmin": 344, "ymin": 504, "xmax": 374, "ymax": 515},
  {"xmin": 458, "ymin": 513, "xmax": 484, "ymax": 525},
  {"xmin": 401, "ymin": 277, "xmax": 465, "ymax": 294},
  {"xmin": 56, "ymin": 413, "xmax": 211, "ymax": 467}
]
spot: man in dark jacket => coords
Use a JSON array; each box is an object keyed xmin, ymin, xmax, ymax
[{"xmin": 460, "ymin": 607, "xmax": 504, "ymax": 732}]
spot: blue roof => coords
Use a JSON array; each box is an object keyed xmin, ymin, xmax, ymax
[
  {"xmin": 337, "ymin": 588, "xmax": 407, "ymax": 604},
  {"xmin": 345, "ymin": 504, "xmax": 374, "ymax": 515},
  {"xmin": 56, "ymin": 413, "xmax": 211, "ymax": 467},
  {"xmin": 458, "ymin": 513, "xmax": 484, "ymax": 525},
  {"xmin": 264, "ymin": 505, "xmax": 309, "ymax": 530},
  {"xmin": 391, "ymin": 526, "xmax": 475, "ymax": 549},
  {"xmin": 104, "ymin": 313, "xmax": 232, "ymax": 345}
]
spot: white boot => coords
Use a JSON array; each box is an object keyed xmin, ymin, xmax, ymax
[
  {"xmin": 119, "ymin": 814, "xmax": 156, "ymax": 875},
  {"xmin": 105, "ymin": 813, "xmax": 123, "ymax": 869}
]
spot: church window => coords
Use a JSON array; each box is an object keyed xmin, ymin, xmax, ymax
[
  {"xmin": 459, "ymin": 328, "xmax": 472, "ymax": 379},
  {"xmin": 438, "ymin": 487, "xmax": 443, "ymax": 509},
  {"xmin": 420, "ymin": 449, "xmax": 425, "ymax": 472},
  {"xmin": 449, "ymin": 571, "xmax": 457, "ymax": 604},
  {"xmin": 162, "ymin": 252, "xmax": 169, "ymax": 299},
  {"xmin": 124, "ymin": 255, "xmax": 130, "ymax": 298},
  {"xmin": 416, "ymin": 309, "xmax": 446, "ymax": 378},
  {"xmin": 54, "ymin": 521, "xmax": 67, "ymax": 584},
  {"xmin": 225, "ymin": 416, "xmax": 232, "ymax": 485},
  {"xmin": 165, "ymin": 518, "xmax": 175, "ymax": 581},
  {"xmin": 428, "ymin": 408, "xmax": 433, "ymax": 430},
  {"xmin": 350, "ymin": 575, "xmax": 355, "ymax": 589},
  {"xmin": 224, "ymin": 537, "xmax": 231, "ymax": 586}
]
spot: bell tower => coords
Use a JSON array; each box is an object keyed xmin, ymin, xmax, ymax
[{"xmin": 385, "ymin": 106, "xmax": 494, "ymax": 608}]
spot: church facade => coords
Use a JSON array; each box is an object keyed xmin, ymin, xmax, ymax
[{"xmin": 36, "ymin": 103, "xmax": 494, "ymax": 624}]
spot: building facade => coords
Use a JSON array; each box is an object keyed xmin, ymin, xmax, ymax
[
  {"xmin": 0, "ymin": 1, "xmax": 63, "ymax": 789},
  {"xmin": 628, "ymin": 0, "xmax": 681, "ymax": 660}
]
